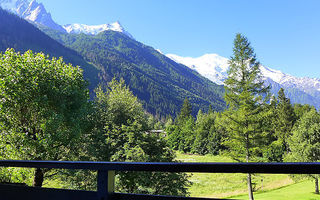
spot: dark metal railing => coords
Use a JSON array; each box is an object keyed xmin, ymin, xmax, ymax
[{"xmin": 1, "ymin": 160, "xmax": 320, "ymax": 200}]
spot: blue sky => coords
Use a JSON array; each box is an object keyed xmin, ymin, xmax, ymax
[{"xmin": 37, "ymin": 0, "xmax": 320, "ymax": 78}]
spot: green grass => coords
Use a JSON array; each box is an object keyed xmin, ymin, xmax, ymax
[
  {"xmin": 229, "ymin": 180, "xmax": 320, "ymax": 200},
  {"xmin": 175, "ymin": 152, "xmax": 306, "ymax": 199}
]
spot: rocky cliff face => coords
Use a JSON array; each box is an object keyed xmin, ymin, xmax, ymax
[{"xmin": 0, "ymin": 0, "xmax": 65, "ymax": 32}]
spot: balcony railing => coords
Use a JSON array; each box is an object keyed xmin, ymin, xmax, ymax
[{"xmin": 0, "ymin": 160, "xmax": 320, "ymax": 200}]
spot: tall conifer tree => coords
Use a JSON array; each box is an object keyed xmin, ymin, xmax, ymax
[
  {"xmin": 274, "ymin": 88, "xmax": 296, "ymax": 153},
  {"xmin": 222, "ymin": 33, "xmax": 270, "ymax": 200},
  {"xmin": 177, "ymin": 98, "xmax": 192, "ymax": 122}
]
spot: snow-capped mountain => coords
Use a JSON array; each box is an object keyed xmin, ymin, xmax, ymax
[
  {"xmin": 167, "ymin": 53, "xmax": 320, "ymax": 108},
  {"xmin": 63, "ymin": 21, "xmax": 134, "ymax": 38},
  {"xmin": 166, "ymin": 54, "xmax": 229, "ymax": 85},
  {"xmin": 0, "ymin": 0, "xmax": 27, "ymax": 15},
  {"xmin": 0, "ymin": 0, "xmax": 65, "ymax": 32},
  {"xmin": 0, "ymin": 0, "xmax": 132, "ymax": 37}
]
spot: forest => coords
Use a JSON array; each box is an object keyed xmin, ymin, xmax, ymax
[
  {"xmin": 38, "ymin": 25, "xmax": 225, "ymax": 116},
  {"xmin": 0, "ymin": 34, "xmax": 319, "ymax": 200}
]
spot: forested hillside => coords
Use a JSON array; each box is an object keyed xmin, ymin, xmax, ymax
[
  {"xmin": 0, "ymin": 7, "xmax": 225, "ymax": 116},
  {"xmin": 0, "ymin": 8, "xmax": 99, "ymax": 93},
  {"xmin": 40, "ymin": 26, "xmax": 225, "ymax": 116}
]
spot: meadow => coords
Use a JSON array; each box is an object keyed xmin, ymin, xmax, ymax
[{"xmin": 175, "ymin": 152, "xmax": 319, "ymax": 199}]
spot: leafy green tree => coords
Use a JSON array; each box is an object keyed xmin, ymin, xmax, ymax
[
  {"xmin": 293, "ymin": 103, "xmax": 314, "ymax": 120},
  {"xmin": 0, "ymin": 49, "xmax": 89, "ymax": 187},
  {"xmin": 164, "ymin": 115, "xmax": 174, "ymax": 129},
  {"xmin": 259, "ymin": 95, "xmax": 279, "ymax": 162},
  {"xmin": 80, "ymin": 78, "xmax": 191, "ymax": 196},
  {"xmin": 286, "ymin": 109, "xmax": 320, "ymax": 194},
  {"xmin": 192, "ymin": 109, "xmax": 222, "ymax": 155},
  {"xmin": 167, "ymin": 98, "xmax": 195, "ymax": 152},
  {"xmin": 191, "ymin": 109, "xmax": 205, "ymax": 154},
  {"xmin": 221, "ymin": 34, "xmax": 270, "ymax": 200},
  {"xmin": 263, "ymin": 89, "xmax": 296, "ymax": 162},
  {"xmin": 179, "ymin": 117, "xmax": 195, "ymax": 152}
]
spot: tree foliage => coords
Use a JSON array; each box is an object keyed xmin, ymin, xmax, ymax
[
  {"xmin": 79, "ymin": 78, "xmax": 191, "ymax": 196},
  {"xmin": 167, "ymin": 98, "xmax": 195, "ymax": 152},
  {"xmin": 286, "ymin": 109, "xmax": 320, "ymax": 194},
  {"xmin": 192, "ymin": 110, "xmax": 222, "ymax": 155},
  {"xmin": 0, "ymin": 8, "xmax": 99, "ymax": 94},
  {"xmin": 273, "ymin": 88, "xmax": 296, "ymax": 154},
  {"xmin": 221, "ymin": 33, "xmax": 270, "ymax": 200},
  {"xmin": 222, "ymin": 33, "xmax": 270, "ymax": 161},
  {"xmin": 0, "ymin": 49, "xmax": 90, "ymax": 186}
]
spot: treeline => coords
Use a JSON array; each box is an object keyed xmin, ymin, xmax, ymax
[
  {"xmin": 166, "ymin": 89, "xmax": 313, "ymax": 161},
  {"xmin": 0, "ymin": 49, "xmax": 190, "ymax": 196},
  {"xmin": 166, "ymin": 99, "xmax": 223, "ymax": 155}
]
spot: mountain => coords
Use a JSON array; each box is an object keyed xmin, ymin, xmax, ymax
[
  {"xmin": 166, "ymin": 53, "xmax": 320, "ymax": 109},
  {"xmin": 0, "ymin": 8, "xmax": 99, "ymax": 94},
  {"xmin": 39, "ymin": 27, "xmax": 225, "ymax": 116},
  {"xmin": 166, "ymin": 54, "xmax": 229, "ymax": 85},
  {"xmin": 0, "ymin": 0, "xmax": 65, "ymax": 32},
  {"xmin": 63, "ymin": 21, "xmax": 134, "ymax": 39},
  {"xmin": 1, "ymin": 0, "xmax": 316, "ymax": 113},
  {"xmin": 0, "ymin": 0, "xmax": 132, "ymax": 37},
  {"xmin": 0, "ymin": 6, "xmax": 225, "ymax": 116}
]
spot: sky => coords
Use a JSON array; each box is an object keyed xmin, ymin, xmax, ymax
[{"xmin": 36, "ymin": 0, "xmax": 320, "ymax": 78}]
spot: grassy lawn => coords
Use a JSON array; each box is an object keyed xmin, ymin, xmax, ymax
[
  {"xmin": 229, "ymin": 180, "xmax": 320, "ymax": 200},
  {"xmin": 175, "ymin": 152, "xmax": 309, "ymax": 199}
]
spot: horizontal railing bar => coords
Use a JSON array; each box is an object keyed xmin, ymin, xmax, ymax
[{"xmin": 0, "ymin": 160, "xmax": 320, "ymax": 174}]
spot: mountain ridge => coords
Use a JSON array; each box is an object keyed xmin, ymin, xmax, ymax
[
  {"xmin": 0, "ymin": 7, "xmax": 100, "ymax": 95},
  {"xmin": 38, "ymin": 26, "xmax": 225, "ymax": 116},
  {"xmin": 1, "ymin": 0, "xmax": 319, "ymax": 111},
  {"xmin": 166, "ymin": 53, "xmax": 320, "ymax": 109},
  {"xmin": 0, "ymin": 0, "xmax": 132, "ymax": 37},
  {"xmin": 0, "ymin": 7, "xmax": 225, "ymax": 116}
]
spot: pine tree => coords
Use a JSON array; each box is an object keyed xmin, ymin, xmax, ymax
[
  {"xmin": 177, "ymin": 98, "xmax": 192, "ymax": 122},
  {"xmin": 167, "ymin": 98, "xmax": 195, "ymax": 152},
  {"xmin": 192, "ymin": 110, "xmax": 208, "ymax": 154},
  {"xmin": 222, "ymin": 33, "xmax": 270, "ymax": 200},
  {"xmin": 274, "ymin": 88, "xmax": 296, "ymax": 153},
  {"xmin": 261, "ymin": 95, "xmax": 283, "ymax": 162},
  {"xmin": 192, "ymin": 109, "xmax": 221, "ymax": 155}
]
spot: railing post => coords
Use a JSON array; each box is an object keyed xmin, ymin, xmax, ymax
[{"xmin": 97, "ymin": 170, "xmax": 115, "ymax": 200}]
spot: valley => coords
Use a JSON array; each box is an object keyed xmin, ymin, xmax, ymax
[{"xmin": 0, "ymin": 1, "xmax": 320, "ymax": 199}]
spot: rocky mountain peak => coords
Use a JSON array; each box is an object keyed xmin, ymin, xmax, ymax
[{"xmin": 0, "ymin": 0, "xmax": 133, "ymax": 37}]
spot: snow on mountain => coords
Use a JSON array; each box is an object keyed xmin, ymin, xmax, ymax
[
  {"xmin": 63, "ymin": 21, "xmax": 134, "ymax": 38},
  {"xmin": 167, "ymin": 53, "xmax": 229, "ymax": 85},
  {"xmin": 0, "ymin": 0, "xmax": 132, "ymax": 37},
  {"xmin": 0, "ymin": 0, "xmax": 21, "ymax": 13},
  {"xmin": 166, "ymin": 53, "xmax": 320, "ymax": 107},
  {"xmin": 0, "ymin": 0, "xmax": 65, "ymax": 32},
  {"xmin": 260, "ymin": 65, "xmax": 320, "ymax": 94}
]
